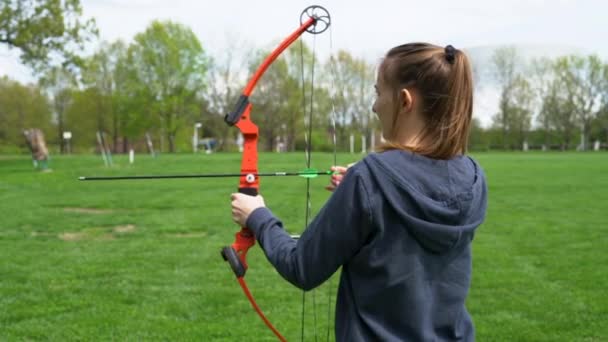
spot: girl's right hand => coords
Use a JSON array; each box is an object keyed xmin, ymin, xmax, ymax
[{"xmin": 325, "ymin": 163, "xmax": 354, "ymax": 192}]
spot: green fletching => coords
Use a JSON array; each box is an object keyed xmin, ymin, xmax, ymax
[
  {"xmin": 297, "ymin": 168, "xmax": 337, "ymax": 178},
  {"xmin": 298, "ymin": 168, "xmax": 320, "ymax": 178}
]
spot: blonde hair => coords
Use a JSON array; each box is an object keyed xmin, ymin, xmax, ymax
[{"xmin": 376, "ymin": 43, "xmax": 474, "ymax": 159}]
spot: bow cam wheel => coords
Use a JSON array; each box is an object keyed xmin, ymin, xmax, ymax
[{"xmin": 300, "ymin": 5, "xmax": 330, "ymax": 34}]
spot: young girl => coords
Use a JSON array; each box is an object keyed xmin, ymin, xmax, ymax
[{"xmin": 231, "ymin": 42, "xmax": 488, "ymax": 341}]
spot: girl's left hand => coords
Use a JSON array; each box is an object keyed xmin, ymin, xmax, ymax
[{"xmin": 231, "ymin": 193, "xmax": 266, "ymax": 226}]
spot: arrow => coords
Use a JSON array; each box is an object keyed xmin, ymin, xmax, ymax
[{"xmin": 78, "ymin": 168, "xmax": 334, "ymax": 181}]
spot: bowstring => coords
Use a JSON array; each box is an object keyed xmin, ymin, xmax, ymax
[
  {"xmin": 304, "ymin": 24, "xmax": 340, "ymax": 342},
  {"xmin": 300, "ymin": 18, "xmax": 338, "ymax": 342},
  {"xmin": 300, "ymin": 35, "xmax": 317, "ymax": 341},
  {"xmin": 300, "ymin": 31, "xmax": 320, "ymax": 342},
  {"xmin": 326, "ymin": 23, "xmax": 338, "ymax": 342},
  {"xmin": 299, "ymin": 37, "xmax": 306, "ymax": 342},
  {"xmin": 308, "ymin": 32, "xmax": 319, "ymax": 342}
]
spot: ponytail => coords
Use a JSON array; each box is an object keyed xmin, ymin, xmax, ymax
[{"xmin": 377, "ymin": 43, "xmax": 474, "ymax": 159}]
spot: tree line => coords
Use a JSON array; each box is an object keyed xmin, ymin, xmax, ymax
[
  {"xmin": 484, "ymin": 47, "xmax": 608, "ymax": 151},
  {"xmin": 1, "ymin": 1, "xmax": 607, "ymax": 154}
]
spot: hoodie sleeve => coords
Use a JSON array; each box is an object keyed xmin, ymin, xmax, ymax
[{"xmin": 246, "ymin": 168, "xmax": 373, "ymax": 291}]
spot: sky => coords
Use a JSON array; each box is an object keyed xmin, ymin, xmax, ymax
[{"xmin": 1, "ymin": 0, "xmax": 607, "ymax": 126}]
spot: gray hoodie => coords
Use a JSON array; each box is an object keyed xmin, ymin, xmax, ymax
[{"xmin": 246, "ymin": 149, "xmax": 488, "ymax": 341}]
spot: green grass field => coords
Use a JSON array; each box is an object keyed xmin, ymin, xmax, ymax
[{"xmin": 0, "ymin": 152, "xmax": 606, "ymax": 341}]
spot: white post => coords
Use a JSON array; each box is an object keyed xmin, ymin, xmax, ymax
[
  {"xmin": 236, "ymin": 132, "xmax": 244, "ymax": 153},
  {"xmin": 96, "ymin": 131, "xmax": 109, "ymax": 167},
  {"xmin": 192, "ymin": 132, "xmax": 198, "ymax": 153},
  {"xmin": 205, "ymin": 140, "xmax": 212, "ymax": 154},
  {"xmin": 193, "ymin": 122, "xmax": 202, "ymax": 153},
  {"xmin": 523, "ymin": 140, "xmax": 529, "ymax": 152},
  {"xmin": 102, "ymin": 132, "xmax": 113, "ymax": 166},
  {"xmin": 580, "ymin": 124, "xmax": 585, "ymax": 151},
  {"xmin": 129, "ymin": 149, "xmax": 134, "ymax": 164},
  {"xmin": 370, "ymin": 130, "xmax": 375, "ymax": 151},
  {"xmin": 145, "ymin": 132, "xmax": 156, "ymax": 157},
  {"xmin": 361, "ymin": 135, "xmax": 367, "ymax": 154},
  {"xmin": 63, "ymin": 131, "xmax": 72, "ymax": 154},
  {"xmin": 350, "ymin": 134, "xmax": 354, "ymax": 154},
  {"xmin": 594, "ymin": 140, "xmax": 601, "ymax": 151}
]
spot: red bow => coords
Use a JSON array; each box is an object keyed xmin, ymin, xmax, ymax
[{"xmin": 220, "ymin": 5, "xmax": 330, "ymax": 341}]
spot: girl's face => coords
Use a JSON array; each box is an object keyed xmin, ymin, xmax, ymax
[
  {"xmin": 372, "ymin": 70, "xmax": 395, "ymax": 139},
  {"xmin": 372, "ymin": 66, "xmax": 421, "ymax": 144}
]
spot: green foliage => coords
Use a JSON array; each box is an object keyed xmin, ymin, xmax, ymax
[
  {"xmin": 77, "ymin": 40, "xmax": 141, "ymax": 153},
  {"xmin": 468, "ymin": 117, "xmax": 490, "ymax": 151},
  {"xmin": 38, "ymin": 65, "xmax": 78, "ymax": 153},
  {"xmin": 554, "ymin": 55, "xmax": 605, "ymax": 150},
  {"xmin": 0, "ymin": 76, "xmax": 52, "ymax": 147},
  {"xmin": 493, "ymin": 49, "xmax": 608, "ymax": 150},
  {"xmin": 295, "ymin": 129, "xmax": 335, "ymax": 153},
  {"xmin": 491, "ymin": 47, "xmax": 535, "ymax": 149},
  {"xmin": 0, "ymin": 0, "xmax": 97, "ymax": 72},
  {"xmin": 0, "ymin": 152, "xmax": 606, "ymax": 340},
  {"xmin": 327, "ymin": 50, "xmax": 376, "ymax": 150},
  {"xmin": 63, "ymin": 87, "xmax": 102, "ymax": 152},
  {"xmin": 127, "ymin": 20, "xmax": 209, "ymax": 152}
]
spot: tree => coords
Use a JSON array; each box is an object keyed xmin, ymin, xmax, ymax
[
  {"xmin": 128, "ymin": 21, "xmax": 208, "ymax": 152},
  {"xmin": 81, "ymin": 40, "xmax": 131, "ymax": 152},
  {"xmin": 63, "ymin": 87, "xmax": 100, "ymax": 151},
  {"xmin": 540, "ymin": 74, "xmax": 577, "ymax": 150},
  {"xmin": 468, "ymin": 117, "xmax": 488, "ymax": 151},
  {"xmin": 507, "ymin": 75, "xmax": 534, "ymax": 149},
  {"xmin": 557, "ymin": 55, "xmax": 605, "ymax": 150},
  {"xmin": 202, "ymin": 38, "xmax": 251, "ymax": 151},
  {"xmin": 38, "ymin": 66, "xmax": 77, "ymax": 153},
  {"xmin": 592, "ymin": 61, "xmax": 608, "ymax": 144},
  {"xmin": 283, "ymin": 43, "xmax": 333, "ymax": 152},
  {"xmin": 238, "ymin": 42, "xmax": 333, "ymax": 152},
  {"xmin": 491, "ymin": 46, "xmax": 521, "ymax": 149},
  {"xmin": 530, "ymin": 57, "xmax": 555, "ymax": 147},
  {"xmin": 326, "ymin": 50, "xmax": 375, "ymax": 151},
  {"xmin": 0, "ymin": 0, "xmax": 97, "ymax": 72},
  {"xmin": 113, "ymin": 42, "xmax": 156, "ymax": 151},
  {"xmin": 247, "ymin": 46, "xmax": 302, "ymax": 152},
  {"xmin": 0, "ymin": 76, "xmax": 52, "ymax": 149}
]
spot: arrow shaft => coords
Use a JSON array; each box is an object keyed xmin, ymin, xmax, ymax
[{"xmin": 79, "ymin": 171, "xmax": 331, "ymax": 181}]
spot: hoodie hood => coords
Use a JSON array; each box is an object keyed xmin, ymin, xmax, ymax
[{"xmin": 363, "ymin": 150, "xmax": 487, "ymax": 253}]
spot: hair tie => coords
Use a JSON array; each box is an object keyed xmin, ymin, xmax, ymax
[{"xmin": 444, "ymin": 45, "xmax": 456, "ymax": 64}]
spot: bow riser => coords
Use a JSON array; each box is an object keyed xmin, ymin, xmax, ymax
[{"xmin": 234, "ymin": 103, "xmax": 260, "ymax": 193}]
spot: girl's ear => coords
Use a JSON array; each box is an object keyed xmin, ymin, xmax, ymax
[{"xmin": 400, "ymin": 88, "xmax": 414, "ymax": 113}]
